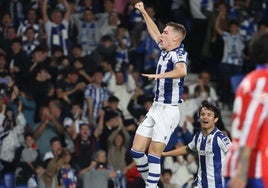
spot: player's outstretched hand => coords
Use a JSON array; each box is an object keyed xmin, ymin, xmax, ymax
[{"xmin": 142, "ymin": 73, "xmax": 164, "ymax": 80}]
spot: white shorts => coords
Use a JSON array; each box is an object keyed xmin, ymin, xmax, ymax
[{"xmin": 136, "ymin": 101, "xmax": 180, "ymax": 145}]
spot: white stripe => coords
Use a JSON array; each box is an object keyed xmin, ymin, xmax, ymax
[
  {"xmin": 240, "ymin": 78, "xmax": 266, "ymax": 145},
  {"xmin": 255, "ymin": 151, "xmax": 262, "ymax": 178}
]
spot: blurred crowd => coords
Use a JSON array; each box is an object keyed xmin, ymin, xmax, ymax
[{"xmin": 0, "ymin": 0, "xmax": 267, "ymax": 187}]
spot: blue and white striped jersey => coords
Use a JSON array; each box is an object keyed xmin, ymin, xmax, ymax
[
  {"xmin": 154, "ymin": 44, "xmax": 188, "ymax": 105},
  {"xmin": 221, "ymin": 31, "xmax": 245, "ymax": 66},
  {"xmin": 188, "ymin": 128, "xmax": 231, "ymax": 188},
  {"xmin": 83, "ymin": 84, "xmax": 109, "ymax": 124}
]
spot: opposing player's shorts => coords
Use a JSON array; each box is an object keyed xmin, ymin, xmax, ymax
[{"xmin": 136, "ymin": 101, "xmax": 180, "ymax": 145}]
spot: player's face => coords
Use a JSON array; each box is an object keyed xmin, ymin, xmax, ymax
[
  {"xmin": 199, "ymin": 107, "xmax": 218, "ymax": 132},
  {"xmin": 159, "ymin": 26, "xmax": 176, "ymax": 51}
]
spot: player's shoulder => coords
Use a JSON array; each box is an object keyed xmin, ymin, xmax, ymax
[{"xmin": 215, "ymin": 130, "xmax": 231, "ymax": 145}]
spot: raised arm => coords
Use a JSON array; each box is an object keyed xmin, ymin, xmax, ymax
[
  {"xmin": 214, "ymin": 12, "xmax": 224, "ymax": 36},
  {"xmin": 62, "ymin": 0, "xmax": 71, "ymax": 21},
  {"xmin": 41, "ymin": 0, "xmax": 49, "ymax": 23},
  {"xmin": 135, "ymin": 2, "xmax": 161, "ymax": 43}
]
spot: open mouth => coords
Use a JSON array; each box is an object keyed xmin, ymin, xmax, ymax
[{"xmin": 201, "ymin": 120, "xmax": 209, "ymax": 124}]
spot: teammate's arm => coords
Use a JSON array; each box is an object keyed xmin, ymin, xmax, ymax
[
  {"xmin": 162, "ymin": 145, "xmax": 189, "ymax": 157},
  {"xmin": 135, "ymin": 2, "xmax": 161, "ymax": 43}
]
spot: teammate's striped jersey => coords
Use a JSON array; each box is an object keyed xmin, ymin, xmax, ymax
[
  {"xmin": 188, "ymin": 128, "xmax": 231, "ymax": 188},
  {"xmin": 223, "ymin": 67, "xmax": 268, "ymax": 183},
  {"xmin": 154, "ymin": 44, "xmax": 188, "ymax": 105}
]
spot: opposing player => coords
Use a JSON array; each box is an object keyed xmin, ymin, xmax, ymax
[
  {"xmin": 162, "ymin": 100, "xmax": 232, "ymax": 188},
  {"xmin": 130, "ymin": 2, "xmax": 188, "ymax": 188},
  {"xmin": 223, "ymin": 30, "xmax": 268, "ymax": 188}
]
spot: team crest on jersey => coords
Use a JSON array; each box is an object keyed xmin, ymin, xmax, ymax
[{"xmin": 223, "ymin": 137, "xmax": 231, "ymax": 146}]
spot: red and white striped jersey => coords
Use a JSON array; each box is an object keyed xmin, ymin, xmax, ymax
[{"xmin": 223, "ymin": 67, "xmax": 268, "ymax": 184}]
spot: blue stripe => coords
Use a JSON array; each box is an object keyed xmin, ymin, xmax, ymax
[
  {"xmin": 200, "ymin": 136, "xmax": 208, "ymax": 187},
  {"xmin": 213, "ymin": 131, "xmax": 223, "ymax": 188},
  {"xmin": 147, "ymin": 179, "xmax": 159, "ymax": 184},
  {"xmin": 155, "ymin": 64, "xmax": 161, "ymax": 101},
  {"xmin": 130, "ymin": 149, "xmax": 143, "ymax": 158},
  {"xmin": 164, "ymin": 59, "xmax": 173, "ymax": 104},
  {"xmin": 137, "ymin": 164, "xmax": 148, "ymax": 168},
  {"xmin": 138, "ymin": 169, "xmax": 149, "ymax": 173},
  {"xmin": 178, "ymin": 77, "xmax": 185, "ymax": 103},
  {"xmin": 148, "ymin": 172, "xmax": 160, "ymax": 177},
  {"xmin": 148, "ymin": 154, "xmax": 160, "ymax": 164}
]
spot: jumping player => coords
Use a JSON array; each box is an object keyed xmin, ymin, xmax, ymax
[{"xmin": 130, "ymin": 2, "xmax": 188, "ymax": 188}]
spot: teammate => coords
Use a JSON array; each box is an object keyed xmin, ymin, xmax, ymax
[
  {"xmin": 162, "ymin": 100, "xmax": 232, "ymax": 188},
  {"xmin": 223, "ymin": 31, "xmax": 268, "ymax": 188},
  {"xmin": 130, "ymin": 2, "xmax": 188, "ymax": 188}
]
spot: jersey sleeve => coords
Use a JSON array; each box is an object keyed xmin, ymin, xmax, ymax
[
  {"xmin": 217, "ymin": 133, "xmax": 232, "ymax": 154},
  {"xmin": 187, "ymin": 132, "xmax": 199, "ymax": 152},
  {"xmin": 174, "ymin": 49, "xmax": 187, "ymax": 65}
]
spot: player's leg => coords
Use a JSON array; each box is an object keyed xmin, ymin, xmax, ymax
[
  {"xmin": 145, "ymin": 104, "xmax": 180, "ymax": 188},
  {"xmin": 130, "ymin": 112, "xmax": 154, "ymax": 181},
  {"xmin": 145, "ymin": 141, "xmax": 166, "ymax": 188}
]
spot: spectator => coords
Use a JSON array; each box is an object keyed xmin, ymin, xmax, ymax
[
  {"xmin": 114, "ymin": 24, "xmax": 131, "ymax": 72},
  {"xmin": 100, "ymin": 57, "xmax": 114, "ymax": 86},
  {"xmin": 99, "ymin": 10, "xmax": 121, "ymax": 41},
  {"xmin": 29, "ymin": 65, "xmax": 55, "ymax": 122},
  {"xmin": 159, "ymin": 169, "xmax": 176, "ymax": 188},
  {"xmin": 18, "ymin": 86, "xmax": 37, "ymax": 128},
  {"xmin": 41, "ymin": 0, "xmax": 71, "ymax": 56},
  {"xmin": 42, "ymin": 136, "xmax": 62, "ymax": 165},
  {"xmin": 94, "ymin": 35, "xmax": 117, "ymax": 65},
  {"xmin": 0, "ymin": 13, "xmax": 14, "ymax": 41},
  {"xmin": 22, "ymin": 27, "xmax": 40, "ymax": 61},
  {"xmin": 73, "ymin": 122, "xmax": 97, "ymax": 172},
  {"xmin": 80, "ymin": 149, "xmax": 117, "ymax": 188},
  {"xmin": 41, "ymin": 147, "xmax": 67, "ymax": 187},
  {"xmin": 9, "ymin": 37, "xmax": 30, "ymax": 88},
  {"xmin": 95, "ymin": 110, "xmax": 124, "ymax": 152},
  {"xmin": 188, "ymin": 70, "xmax": 219, "ymax": 105},
  {"xmin": 55, "ymin": 68, "xmax": 86, "ymax": 113},
  {"xmin": 215, "ymin": 16, "xmax": 245, "ymax": 109},
  {"xmin": 17, "ymin": 8, "xmax": 41, "ymax": 43},
  {"xmin": 107, "ymin": 70, "xmax": 136, "ymax": 133},
  {"xmin": 96, "ymin": 0, "xmax": 116, "ymax": 28},
  {"xmin": 6, "ymin": 0, "xmax": 25, "ymax": 28},
  {"xmin": 0, "ymin": 101, "xmax": 26, "ymax": 188},
  {"xmin": 107, "ymin": 123, "xmax": 130, "ymax": 171},
  {"xmin": 83, "ymin": 67, "xmax": 109, "ymax": 127},
  {"xmin": 0, "ymin": 26, "xmax": 17, "ymax": 60},
  {"xmin": 15, "ymin": 132, "xmax": 41, "ymax": 186},
  {"xmin": 103, "ymin": 95, "xmax": 125, "ymax": 121},
  {"xmin": 74, "ymin": 8, "xmax": 100, "ymax": 55},
  {"xmin": 32, "ymin": 104, "xmax": 64, "ymax": 158},
  {"xmin": 57, "ymin": 149, "xmax": 77, "ymax": 188}
]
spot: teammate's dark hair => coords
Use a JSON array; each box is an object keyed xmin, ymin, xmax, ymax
[{"xmin": 198, "ymin": 100, "xmax": 221, "ymax": 119}]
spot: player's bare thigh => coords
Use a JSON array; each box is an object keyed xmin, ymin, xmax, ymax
[
  {"xmin": 132, "ymin": 134, "xmax": 151, "ymax": 152},
  {"xmin": 148, "ymin": 141, "xmax": 166, "ymax": 157}
]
